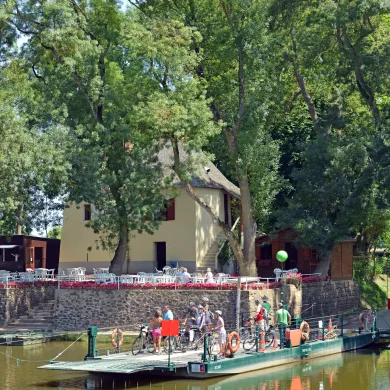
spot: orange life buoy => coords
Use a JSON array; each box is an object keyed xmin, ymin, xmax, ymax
[
  {"xmin": 227, "ymin": 331, "xmax": 240, "ymax": 354},
  {"xmin": 300, "ymin": 321, "xmax": 310, "ymax": 341},
  {"xmin": 111, "ymin": 328, "xmax": 123, "ymax": 348}
]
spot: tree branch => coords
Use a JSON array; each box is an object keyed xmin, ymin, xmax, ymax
[{"xmin": 290, "ymin": 24, "xmax": 319, "ymax": 126}]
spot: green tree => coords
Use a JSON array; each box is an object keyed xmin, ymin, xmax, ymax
[
  {"xmin": 269, "ymin": 0, "xmax": 390, "ymax": 276},
  {"xmin": 132, "ymin": 0, "xmax": 284, "ymax": 276},
  {"xmin": 47, "ymin": 226, "xmax": 62, "ymax": 239},
  {"xmin": 3, "ymin": 0, "xmax": 167, "ymax": 274},
  {"xmin": 0, "ymin": 61, "xmax": 70, "ymax": 236}
]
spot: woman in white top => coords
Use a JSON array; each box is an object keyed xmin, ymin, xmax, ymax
[
  {"xmin": 214, "ymin": 310, "xmax": 226, "ymax": 357},
  {"xmin": 203, "ymin": 267, "xmax": 214, "ymax": 283}
]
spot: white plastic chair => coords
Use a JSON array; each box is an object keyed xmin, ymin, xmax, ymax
[{"xmin": 274, "ymin": 268, "xmax": 282, "ymax": 282}]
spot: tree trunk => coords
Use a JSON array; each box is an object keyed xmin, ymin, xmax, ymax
[
  {"xmin": 238, "ymin": 172, "xmax": 257, "ymax": 274},
  {"xmin": 16, "ymin": 203, "xmax": 23, "ymax": 235},
  {"xmin": 315, "ymin": 248, "xmax": 334, "ymax": 279},
  {"xmin": 170, "ymin": 138, "xmax": 257, "ymax": 276},
  {"xmin": 109, "ymin": 224, "xmax": 128, "ymax": 275}
]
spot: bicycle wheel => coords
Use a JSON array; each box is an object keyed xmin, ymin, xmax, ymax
[
  {"xmin": 207, "ymin": 335, "xmax": 218, "ymax": 356},
  {"xmin": 265, "ymin": 330, "xmax": 274, "ymax": 348},
  {"xmin": 131, "ymin": 336, "xmax": 144, "ymax": 355},
  {"xmin": 193, "ymin": 333, "xmax": 203, "ymax": 350},
  {"xmin": 146, "ymin": 334, "xmax": 155, "ymax": 353},
  {"xmin": 238, "ymin": 327, "xmax": 250, "ymax": 341},
  {"xmin": 180, "ymin": 333, "xmax": 190, "ymax": 352},
  {"xmin": 243, "ymin": 336, "xmax": 256, "ymax": 351},
  {"xmin": 163, "ymin": 336, "xmax": 178, "ymax": 354}
]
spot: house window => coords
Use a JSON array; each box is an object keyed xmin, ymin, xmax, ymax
[
  {"xmin": 261, "ymin": 244, "xmax": 272, "ymax": 260},
  {"xmin": 156, "ymin": 199, "xmax": 175, "ymax": 221},
  {"xmin": 257, "ymin": 243, "xmax": 272, "ymax": 266},
  {"xmin": 84, "ymin": 204, "xmax": 92, "ymax": 221}
]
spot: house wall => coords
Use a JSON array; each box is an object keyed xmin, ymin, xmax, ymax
[
  {"xmin": 331, "ymin": 242, "xmax": 354, "ymax": 280},
  {"xmin": 59, "ymin": 191, "xmax": 197, "ymax": 273},
  {"xmin": 256, "ymin": 229, "xmax": 354, "ymax": 280},
  {"xmin": 195, "ymin": 188, "xmax": 224, "ymax": 266}
]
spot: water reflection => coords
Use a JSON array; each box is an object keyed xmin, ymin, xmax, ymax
[{"xmin": 1, "ymin": 342, "xmax": 390, "ymax": 390}]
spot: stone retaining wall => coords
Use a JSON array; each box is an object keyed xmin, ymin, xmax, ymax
[
  {"xmin": 0, "ymin": 280, "xmax": 360, "ymax": 331},
  {"xmin": 302, "ymin": 280, "xmax": 360, "ymax": 318},
  {"xmin": 0, "ymin": 287, "xmax": 56, "ymax": 327},
  {"xmin": 52, "ymin": 285, "xmax": 302, "ymax": 331}
]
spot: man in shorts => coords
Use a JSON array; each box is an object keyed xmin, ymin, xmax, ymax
[{"xmin": 254, "ymin": 299, "xmax": 266, "ymax": 332}]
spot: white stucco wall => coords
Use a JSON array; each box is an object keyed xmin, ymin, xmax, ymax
[
  {"xmin": 59, "ymin": 190, "xmax": 197, "ymax": 272},
  {"xmin": 195, "ymin": 188, "xmax": 224, "ymax": 265}
]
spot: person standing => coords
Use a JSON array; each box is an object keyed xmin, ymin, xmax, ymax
[
  {"xmin": 149, "ymin": 310, "xmax": 163, "ymax": 354},
  {"xmin": 261, "ymin": 295, "xmax": 271, "ymax": 330},
  {"xmin": 214, "ymin": 310, "xmax": 227, "ymax": 357},
  {"xmin": 163, "ymin": 305, "xmax": 173, "ymax": 320},
  {"xmin": 274, "ymin": 303, "xmax": 291, "ymax": 348},
  {"xmin": 254, "ymin": 299, "xmax": 266, "ymax": 332},
  {"xmin": 202, "ymin": 296, "xmax": 214, "ymax": 333},
  {"xmin": 196, "ymin": 305, "xmax": 206, "ymax": 331}
]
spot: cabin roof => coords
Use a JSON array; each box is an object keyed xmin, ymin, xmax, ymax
[{"xmin": 158, "ymin": 141, "xmax": 240, "ymax": 199}]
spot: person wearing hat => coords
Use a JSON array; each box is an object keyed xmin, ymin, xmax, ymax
[
  {"xmin": 214, "ymin": 310, "xmax": 226, "ymax": 357},
  {"xmin": 274, "ymin": 303, "xmax": 291, "ymax": 348},
  {"xmin": 183, "ymin": 302, "xmax": 198, "ymax": 343},
  {"xmin": 183, "ymin": 302, "xmax": 198, "ymax": 327},
  {"xmin": 261, "ymin": 296, "xmax": 271, "ymax": 330}
]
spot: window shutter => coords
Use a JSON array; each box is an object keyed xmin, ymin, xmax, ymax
[{"xmin": 167, "ymin": 199, "xmax": 175, "ymax": 221}]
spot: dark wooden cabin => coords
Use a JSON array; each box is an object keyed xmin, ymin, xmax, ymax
[
  {"xmin": 255, "ymin": 228, "xmax": 355, "ymax": 280},
  {"xmin": 0, "ymin": 235, "xmax": 60, "ymax": 273}
]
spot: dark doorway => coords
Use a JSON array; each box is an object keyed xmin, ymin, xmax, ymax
[
  {"xmin": 155, "ymin": 242, "xmax": 167, "ymax": 270},
  {"xmin": 284, "ymin": 242, "xmax": 298, "ymax": 270},
  {"xmin": 35, "ymin": 247, "xmax": 43, "ymax": 268}
]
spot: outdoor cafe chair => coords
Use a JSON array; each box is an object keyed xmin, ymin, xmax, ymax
[
  {"xmin": 154, "ymin": 267, "xmax": 163, "ymax": 275},
  {"xmin": 273, "ymin": 268, "xmax": 282, "ymax": 282}
]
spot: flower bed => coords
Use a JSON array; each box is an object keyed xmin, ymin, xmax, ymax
[
  {"xmin": 0, "ymin": 281, "xmax": 289, "ymax": 290},
  {"xmin": 0, "ymin": 276, "xmax": 322, "ymax": 290}
]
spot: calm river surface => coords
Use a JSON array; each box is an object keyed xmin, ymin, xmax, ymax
[{"xmin": 0, "ymin": 342, "xmax": 389, "ymax": 390}]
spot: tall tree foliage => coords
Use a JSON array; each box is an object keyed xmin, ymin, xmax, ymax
[
  {"xmin": 0, "ymin": 61, "xmax": 69, "ymax": 236},
  {"xmin": 269, "ymin": 0, "xmax": 390, "ymax": 276},
  {"xmin": 3, "ymin": 0, "xmax": 168, "ymax": 274},
  {"xmin": 132, "ymin": 0, "xmax": 283, "ymax": 276}
]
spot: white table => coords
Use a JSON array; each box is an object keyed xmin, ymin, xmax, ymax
[{"xmin": 191, "ymin": 276, "xmax": 206, "ymax": 284}]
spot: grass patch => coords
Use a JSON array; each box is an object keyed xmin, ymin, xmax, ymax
[{"xmin": 354, "ymin": 258, "xmax": 389, "ymax": 310}]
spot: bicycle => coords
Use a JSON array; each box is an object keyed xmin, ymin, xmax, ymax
[
  {"xmin": 131, "ymin": 324, "xmax": 154, "ymax": 355},
  {"xmin": 239, "ymin": 317, "xmax": 256, "ymax": 341},
  {"xmin": 179, "ymin": 327, "xmax": 217, "ymax": 356},
  {"xmin": 242, "ymin": 324, "xmax": 275, "ymax": 351}
]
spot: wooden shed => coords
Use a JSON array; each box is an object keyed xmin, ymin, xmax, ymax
[
  {"xmin": 255, "ymin": 228, "xmax": 355, "ymax": 280},
  {"xmin": 0, "ymin": 235, "xmax": 60, "ymax": 273}
]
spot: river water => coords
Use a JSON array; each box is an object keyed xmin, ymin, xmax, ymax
[{"xmin": 0, "ymin": 342, "xmax": 389, "ymax": 390}]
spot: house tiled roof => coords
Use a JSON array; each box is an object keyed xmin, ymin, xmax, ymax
[{"xmin": 158, "ymin": 141, "xmax": 240, "ymax": 199}]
